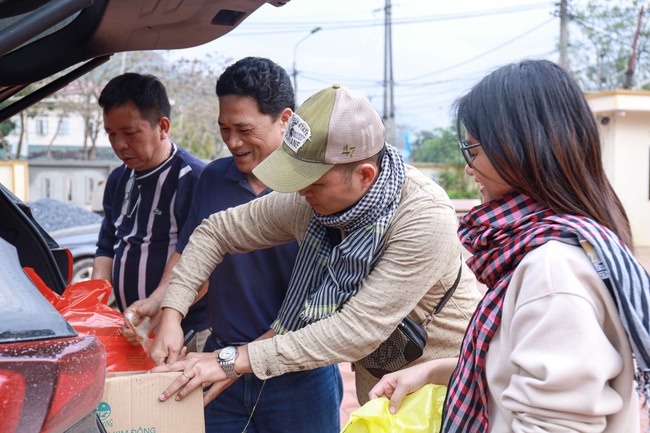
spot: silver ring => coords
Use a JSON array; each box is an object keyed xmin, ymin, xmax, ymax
[{"xmin": 181, "ymin": 371, "xmax": 190, "ymax": 379}]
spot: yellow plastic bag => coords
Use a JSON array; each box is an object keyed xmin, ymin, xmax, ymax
[{"xmin": 341, "ymin": 384, "xmax": 447, "ymax": 433}]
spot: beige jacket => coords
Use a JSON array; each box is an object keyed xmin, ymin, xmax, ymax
[
  {"xmin": 162, "ymin": 165, "xmax": 481, "ymax": 401},
  {"xmin": 487, "ymin": 240, "xmax": 639, "ymax": 432}
]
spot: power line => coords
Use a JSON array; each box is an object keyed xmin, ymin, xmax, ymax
[
  {"xmin": 401, "ymin": 17, "xmax": 556, "ymax": 82},
  {"xmin": 252, "ymin": 2, "xmax": 554, "ymax": 26},
  {"xmin": 300, "ymin": 72, "xmax": 382, "ymax": 86},
  {"xmin": 304, "ymin": 37, "xmax": 555, "ymax": 94},
  {"xmin": 227, "ymin": 3, "xmax": 555, "ymax": 36},
  {"xmin": 301, "ymin": 46, "xmax": 559, "ymax": 91}
]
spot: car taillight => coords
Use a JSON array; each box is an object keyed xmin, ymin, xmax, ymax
[
  {"xmin": 0, "ymin": 336, "xmax": 106, "ymax": 433},
  {"xmin": 41, "ymin": 337, "xmax": 106, "ymax": 433},
  {"xmin": 0, "ymin": 370, "xmax": 26, "ymax": 433}
]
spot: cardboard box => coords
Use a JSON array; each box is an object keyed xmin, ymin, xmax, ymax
[{"xmin": 97, "ymin": 371, "xmax": 205, "ymax": 433}]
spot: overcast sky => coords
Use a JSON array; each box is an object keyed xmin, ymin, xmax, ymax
[{"xmin": 172, "ymin": 0, "xmax": 570, "ymax": 136}]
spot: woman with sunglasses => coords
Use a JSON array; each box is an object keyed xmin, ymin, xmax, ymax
[{"xmin": 370, "ymin": 59, "xmax": 649, "ymax": 432}]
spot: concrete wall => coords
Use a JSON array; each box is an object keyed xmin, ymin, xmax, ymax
[
  {"xmin": 0, "ymin": 161, "xmax": 29, "ymax": 201},
  {"xmin": 28, "ymin": 160, "xmax": 121, "ymax": 211},
  {"xmin": 587, "ymin": 90, "xmax": 650, "ymax": 247}
]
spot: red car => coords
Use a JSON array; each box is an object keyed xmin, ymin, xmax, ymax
[
  {"xmin": 0, "ymin": 182, "xmax": 106, "ymax": 432},
  {"xmin": 0, "ymin": 1, "xmax": 290, "ymax": 432}
]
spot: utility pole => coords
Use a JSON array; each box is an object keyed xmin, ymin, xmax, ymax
[
  {"xmin": 383, "ymin": 0, "xmax": 395, "ymax": 146},
  {"xmin": 292, "ymin": 27, "xmax": 322, "ymax": 100},
  {"xmin": 559, "ymin": 0, "xmax": 569, "ymax": 69}
]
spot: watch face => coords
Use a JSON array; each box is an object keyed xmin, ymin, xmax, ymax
[{"xmin": 219, "ymin": 346, "xmax": 237, "ymax": 360}]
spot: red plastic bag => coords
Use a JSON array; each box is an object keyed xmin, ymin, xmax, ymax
[{"xmin": 25, "ymin": 268, "xmax": 154, "ymax": 372}]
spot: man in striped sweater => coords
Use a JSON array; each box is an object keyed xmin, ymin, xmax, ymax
[{"xmin": 92, "ymin": 73, "xmax": 208, "ymax": 349}]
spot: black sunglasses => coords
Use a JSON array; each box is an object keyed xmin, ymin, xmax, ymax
[{"xmin": 458, "ymin": 141, "xmax": 482, "ymax": 166}]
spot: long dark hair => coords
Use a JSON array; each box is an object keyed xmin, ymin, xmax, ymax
[{"xmin": 455, "ymin": 59, "xmax": 632, "ymax": 247}]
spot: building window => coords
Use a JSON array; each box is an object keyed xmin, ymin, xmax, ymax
[
  {"xmin": 35, "ymin": 118, "xmax": 48, "ymax": 136},
  {"xmin": 59, "ymin": 117, "xmax": 69, "ymax": 136},
  {"xmin": 87, "ymin": 177, "xmax": 95, "ymax": 204}
]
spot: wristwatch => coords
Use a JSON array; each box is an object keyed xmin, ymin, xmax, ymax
[{"xmin": 217, "ymin": 346, "xmax": 241, "ymax": 379}]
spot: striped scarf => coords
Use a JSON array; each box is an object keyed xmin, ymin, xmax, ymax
[
  {"xmin": 443, "ymin": 191, "xmax": 650, "ymax": 432},
  {"xmin": 272, "ymin": 144, "xmax": 406, "ymax": 334}
]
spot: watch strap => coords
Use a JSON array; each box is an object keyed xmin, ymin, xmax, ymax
[{"xmin": 218, "ymin": 347, "xmax": 241, "ymax": 379}]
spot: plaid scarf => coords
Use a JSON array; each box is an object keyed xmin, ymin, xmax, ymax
[
  {"xmin": 272, "ymin": 144, "xmax": 406, "ymax": 334},
  {"xmin": 443, "ymin": 191, "xmax": 650, "ymax": 432}
]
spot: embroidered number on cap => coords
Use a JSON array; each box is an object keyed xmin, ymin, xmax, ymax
[{"xmin": 342, "ymin": 145, "xmax": 356, "ymax": 157}]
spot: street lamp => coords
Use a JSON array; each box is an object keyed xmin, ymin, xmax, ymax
[{"xmin": 292, "ymin": 26, "xmax": 322, "ymax": 98}]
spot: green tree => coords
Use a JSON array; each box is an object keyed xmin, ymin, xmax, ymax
[
  {"xmin": 161, "ymin": 54, "xmax": 228, "ymax": 160},
  {"xmin": 0, "ymin": 119, "xmax": 15, "ymax": 158},
  {"xmin": 570, "ymin": 0, "xmax": 650, "ymax": 90},
  {"xmin": 411, "ymin": 126, "xmax": 478, "ymax": 199},
  {"xmin": 0, "ymin": 119, "xmax": 14, "ymax": 136},
  {"xmin": 411, "ymin": 126, "xmax": 464, "ymax": 166}
]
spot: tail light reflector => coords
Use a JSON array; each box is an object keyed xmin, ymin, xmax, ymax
[
  {"xmin": 41, "ymin": 337, "xmax": 106, "ymax": 433},
  {"xmin": 0, "ymin": 370, "xmax": 26, "ymax": 433},
  {"xmin": 0, "ymin": 336, "xmax": 105, "ymax": 433}
]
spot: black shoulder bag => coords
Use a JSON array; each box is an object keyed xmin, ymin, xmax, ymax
[
  {"xmin": 326, "ymin": 227, "xmax": 463, "ymax": 379},
  {"xmin": 358, "ymin": 259, "xmax": 463, "ymax": 378}
]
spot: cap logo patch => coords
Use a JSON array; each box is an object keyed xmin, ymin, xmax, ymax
[{"xmin": 284, "ymin": 113, "xmax": 311, "ymax": 152}]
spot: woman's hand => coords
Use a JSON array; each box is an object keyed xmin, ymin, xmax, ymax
[{"xmin": 368, "ymin": 358, "xmax": 458, "ymax": 414}]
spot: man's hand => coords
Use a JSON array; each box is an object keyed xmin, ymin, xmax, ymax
[
  {"xmin": 154, "ymin": 345, "xmax": 252, "ymax": 406},
  {"xmin": 153, "ymin": 351, "xmax": 237, "ymax": 405},
  {"xmin": 148, "ymin": 308, "xmax": 185, "ymax": 365},
  {"xmin": 122, "ymin": 297, "xmax": 163, "ymax": 345}
]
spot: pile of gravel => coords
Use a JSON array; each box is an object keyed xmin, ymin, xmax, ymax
[{"xmin": 29, "ymin": 198, "xmax": 103, "ymax": 232}]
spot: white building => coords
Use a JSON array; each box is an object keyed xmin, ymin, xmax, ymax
[
  {"xmin": 5, "ymin": 107, "xmax": 112, "ymax": 159},
  {"xmin": 4, "ymin": 107, "xmax": 115, "ymax": 207},
  {"xmin": 586, "ymin": 89, "xmax": 650, "ymax": 247}
]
